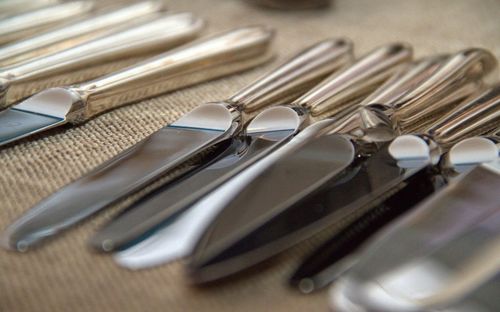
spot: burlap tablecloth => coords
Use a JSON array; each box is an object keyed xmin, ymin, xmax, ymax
[{"xmin": 1, "ymin": 0, "xmax": 499, "ymax": 311}]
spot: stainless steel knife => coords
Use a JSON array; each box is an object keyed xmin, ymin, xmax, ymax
[
  {"xmin": 1, "ymin": 29, "xmax": 354, "ymax": 252},
  {"xmin": 0, "ymin": 12, "xmax": 203, "ymax": 111},
  {"xmin": 290, "ymin": 86, "xmax": 500, "ymax": 293},
  {"xmin": 90, "ymin": 42, "xmax": 412, "ymax": 254},
  {"xmin": 186, "ymin": 48, "xmax": 497, "ymax": 283},
  {"xmin": 0, "ymin": 1, "xmax": 164, "ymax": 66},
  {"xmin": 330, "ymin": 160, "xmax": 500, "ymax": 312},
  {"xmin": 0, "ymin": 1, "xmax": 94, "ymax": 44},
  {"xmin": 115, "ymin": 55, "xmax": 445, "ymax": 270},
  {"xmin": 0, "ymin": 26, "xmax": 276, "ymax": 251}
]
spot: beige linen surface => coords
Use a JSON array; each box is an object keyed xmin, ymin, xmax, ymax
[{"xmin": 1, "ymin": 0, "xmax": 499, "ymax": 311}]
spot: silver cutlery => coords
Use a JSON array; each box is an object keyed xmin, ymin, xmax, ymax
[
  {"xmin": 0, "ymin": 1, "xmax": 164, "ymax": 66},
  {"xmin": 0, "ymin": 1, "xmax": 94, "ymax": 44},
  {"xmin": 186, "ymin": 48, "xmax": 497, "ymax": 283},
  {"xmin": 1, "ymin": 28, "xmax": 351, "ymax": 251},
  {"xmin": 90, "ymin": 42, "xmax": 412, "ymax": 256},
  {"xmin": 0, "ymin": 12, "xmax": 203, "ymax": 112}
]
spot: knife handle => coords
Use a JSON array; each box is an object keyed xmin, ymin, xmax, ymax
[
  {"xmin": 64, "ymin": 26, "xmax": 274, "ymax": 122},
  {"xmin": 427, "ymin": 83, "xmax": 500, "ymax": 147},
  {"xmin": 0, "ymin": 1, "xmax": 95, "ymax": 45},
  {"xmin": 392, "ymin": 48, "xmax": 497, "ymax": 132},
  {"xmin": 293, "ymin": 43, "xmax": 413, "ymax": 117},
  {"xmin": 228, "ymin": 38, "xmax": 353, "ymax": 112},
  {"xmin": 0, "ymin": 13, "xmax": 203, "ymax": 109},
  {"xmin": 323, "ymin": 56, "xmax": 448, "ymax": 141},
  {"xmin": 0, "ymin": 1, "xmax": 164, "ymax": 66},
  {"xmin": 359, "ymin": 55, "xmax": 448, "ymax": 110}
]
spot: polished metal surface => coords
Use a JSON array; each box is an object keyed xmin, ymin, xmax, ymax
[
  {"xmin": 0, "ymin": 1, "xmax": 95, "ymax": 44},
  {"xmin": 0, "ymin": 108, "xmax": 65, "ymax": 144},
  {"xmin": 186, "ymin": 48, "xmax": 497, "ymax": 283},
  {"xmin": 291, "ymin": 87, "xmax": 500, "ymax": 293},
  {"xmin": 0, "ymin": 1, "xmax": 164, "ymax": 66},
  {"xmin": 289, "ymin": 147, "xmax": 443, "ymax": 293},
  {"xmin": 1, "ymin": 26, "xmax": 277, "ymax": 250},
  {"xmin": 0, "ymin": 25, "xmax": 271, "ymax": 147},
  {"xmin": 189, "ymin": 129, "xmax": 355, "ymax": 283},
  {"xmin": 330, "ymin": 48, "xmax": 497, "ymax": 143},
  {"xmin": 0, "ymin": 12, "xmax": 203, "ymax": 110},
  {"xmin": 2, "ymin": 33, "xmax": 361, "ymax": 251},
  {"xmin": 229, "ymin": 38, "xmax": 354, "ymax": 112},
  {"xmin": 392, "ymin": 48, "xmax": 497, "ymax": 133},
  {"xmin": 330, "ymin": 164, "xmax": 500, "ymax": 312},
  {"xmin": 100, "ymin": 42, "xmax": 412, "ymax": 266},
  {"xmin": 429, "ymin": 83, "xmax": 500, "ymax": 147},
  {"xmin": 390, "ymin": 83, "xmax": 500, "ymax": 163},
  {"xmin": 293, "ymin": 43, "xmax": 412, "ymax": 117},
  {"xmin": 90, "ymin": 106, "xmax": 303, "ymax": 252},
  {"xmin": 3, "ymin": 123, "xmax": 229, "ymax": 252}
]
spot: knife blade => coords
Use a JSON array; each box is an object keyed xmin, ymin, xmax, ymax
[
  {"xmin": 114, "ymin": 58, "xmax": 441, "ymax": 269},
  {"xmin": 0, "ymin": 1, "xmax": 94, "ymax": 44},
  {"xmin": 330, "ymin": 160, "xmax": 500, "ymax": 312},
  {"xmin": 0, "ymin": 27, "xmax": 356, "ymax": 249},
  {"xmin": 290, "ymin": 86, "xmax": 500, "ymax": 292},
  {"xmin": 290, "ymin": 128, "xmax": 500, "ymax": 293},
  {"xmin": 0, "ymin": 1, "xmax": 164, "ymax": 66},
  {"xmin": 0, "ymin": 12, "xmax": 203, "ymax": 110},
  {"xmin": 290, "ymin": 126, "xmax": 499, "ymax": 293},
  {"xmin": 0, "ymin": 26, "xmax": 278, "ymax": 251},
  {"xmin": 90, "ymin": 42, "xmax": 412, "ymax": 254},
  {"xmin": 186, "ymin": 48, "xmax": 497, "ymax": 283}
]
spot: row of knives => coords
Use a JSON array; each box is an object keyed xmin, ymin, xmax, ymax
[{"xmin": 1, "ymin": 1, "xmax": 500, "ymax": 311}]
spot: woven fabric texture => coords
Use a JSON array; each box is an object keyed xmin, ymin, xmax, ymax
[{"xmin": 1, "ymin": 0, "xmax": 499, "ymax": 311}]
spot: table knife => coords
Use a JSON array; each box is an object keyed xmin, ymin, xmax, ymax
[
  {"xmin": 0, "ymin": 27, "xmax": 350, "ymax": 252},
  {"xmin": 122, "ymin": 56, "xmax": 439, "ymax": 269},
  {"xmin": 0, "ymin": 12, "xmax": 203, "ymax": 112},
  {"xmin": 330, "ymin": 160, "xmax": 500, "ymax": 312},
  {"xmin": 0, "ymin": 1, "xmax": 164, "ymax": 66},
  {"xmin": 186, "ymin": 48, "xmax": 497, "ymax": 283},
  {"xmin": 90, "ymin": 42, "xmax": 411, "ymax": 254},
  {"xmin": 0, "ymin": 1, "xmax": 94, "ymax": 45},
  {"xmin": 290, "ymin": 86, "xmax": 500, "ymax": 293}
]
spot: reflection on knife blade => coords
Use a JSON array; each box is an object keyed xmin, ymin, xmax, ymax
[
  {"xmin": 1, "ymin": 35, "xmax": 358, "ymax": 251},
  {"xmin": 330, "ymin": 161, "xmax": 500, "ymax": 312},
  {"xmin": 90, "ymin": 42, "xmax": 411, "ymax": 254},
  {"xmin": 0, "ymin": 13, "xmax": 212, "ymax": 145},
  {"xmin": 186, "ymin": 48, "xmax": 497, "ymax": 283},
  {"xmin": 1, "ymin": 26, "xmax": 279, "ymax": 251},
  {"xmin": 291, "ymin": 85, "xmax": 500, "ymax": 292},
  {"xmin": 292, "ymin": 130, "xmax": 500, "ymax": 293}
]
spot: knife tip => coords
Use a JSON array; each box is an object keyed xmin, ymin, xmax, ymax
[
  {"xmin": 0, "ymin": 231, "xmax": 28, "ymax": 252},
  {"xmin": 296, "ymin": 278, "xmax": 318, "ymax": 294}
]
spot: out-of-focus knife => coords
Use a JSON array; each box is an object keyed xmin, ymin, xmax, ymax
[
  {"xmin": 0, "ymin": 0, "xmax": 60, "ymax": 18},
  {"xmin": 1, "ymin": 28, "xmax": 352, "ymax": 252},
  {"xmin": 0, "ymin": 1, "xmax": 94, "ymax": 44},
  {"xmin": 1, "ymin": 25, "xmax": 276, "ymax": 251},
  {"xmin": 290, "ymin": 85, "xmax": 500, "ymax": 293},
  {"xmin": 187, "ymin": 48, "xmax": 497, "ymax": 283},
  {"xmin": 0, "ymin": 12, "xmax": 203, "ymax": 111},
  {"xmin": 330, "ymin": 160, "xmax": 500, "ymax": 312},
  {"xmin": 90, "ymin": 42, "xmax": 412, "ymax": 254},
  {"xmin": 0, "ymin": 1, "xmax": 164, "ymax": 66}
]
